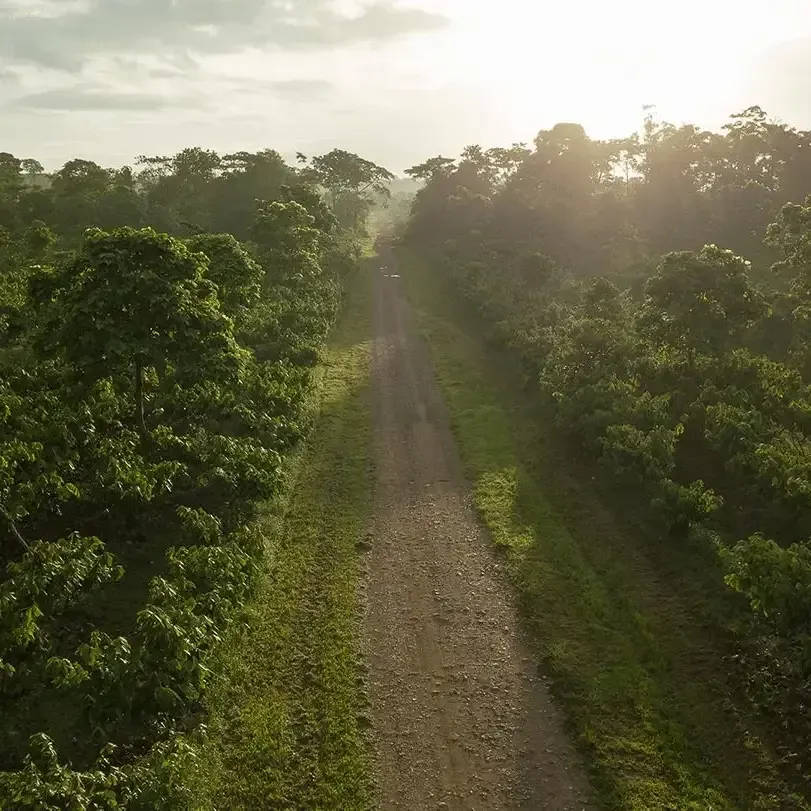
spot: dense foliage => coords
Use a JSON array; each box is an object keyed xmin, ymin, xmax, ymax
[
  {"xmin": 0, "ymin": 145, "xmax": 386, "ymax": 807},
  {"xmin": 402, "ymin": 107, "xmax": 811, "ymax": 799}
]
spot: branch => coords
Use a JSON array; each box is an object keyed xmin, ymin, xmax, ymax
[{"xmin": 1, "ymin": 508, "xmax": 29, "ymax": 550}]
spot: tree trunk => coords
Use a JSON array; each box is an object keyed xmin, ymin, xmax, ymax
[{"xmin": 135, "ymin": 359, "xmax": 146, "ymax": 436}]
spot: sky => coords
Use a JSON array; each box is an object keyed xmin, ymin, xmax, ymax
[{"xmin": 2, "ymin": 0, "xmax": 811, "ymax": 174}]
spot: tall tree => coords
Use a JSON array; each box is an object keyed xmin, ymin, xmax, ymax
[
  {"xmin": 299, "ymin": 149, "xmax": 394, "ymax": 230},
  {"xmin": 31, "ymin": 227, "xmax": 243, "ymax": 435}
]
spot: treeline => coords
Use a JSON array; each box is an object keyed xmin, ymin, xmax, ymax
[
  {"xmin": 406, "ymin": 105, "xmax": 811, "ymax": 278},
  {"xmin": 0, "ymin": 146, "xmax": 390, "ymax": 807},
  {"xmin": 402, "ymin": 107, "xmax": 811, "ymax": 801},
  {"xmin": 0, "ymin": 147, "xmax": 394, "ymax": 242}
]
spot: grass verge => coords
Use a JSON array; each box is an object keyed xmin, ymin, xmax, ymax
[
  {"xmin": 399, "ymin": 250, "xmax": 803, "ymax": 811},
  {"xmin": 195, "ymin": 261, "xmax": 375, "ymax": 810}
]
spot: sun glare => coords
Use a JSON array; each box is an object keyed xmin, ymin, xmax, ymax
[{"xmin": 405, "ymin": 0, "xmax": 811, "ymax": 142}]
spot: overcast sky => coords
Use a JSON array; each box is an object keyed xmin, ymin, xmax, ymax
[{"xmin": 3, "ymin": 0, "xmax": 811, "ymax": 173}]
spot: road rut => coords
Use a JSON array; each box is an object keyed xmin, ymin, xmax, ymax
[{"xmin": 363, "ymin": 250, "xmax": 596, "ymax": 810}]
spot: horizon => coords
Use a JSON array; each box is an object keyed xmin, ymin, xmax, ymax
[{"xmin": 9, "ymin": 104, "xmax": 810, "ymax": 177}]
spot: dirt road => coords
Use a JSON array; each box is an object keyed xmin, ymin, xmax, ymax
[{"xmin": 363, "ymin": 250, "xmax": 596, "ymax": 810}]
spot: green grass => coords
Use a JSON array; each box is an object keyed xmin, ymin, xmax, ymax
[
  {"xmin": 399, "ymin": 251, "xmax": 805, "ymax": 811},
  {"xmin": 195, "ymin": 262, "xmax": 375, "ymax": 810}
]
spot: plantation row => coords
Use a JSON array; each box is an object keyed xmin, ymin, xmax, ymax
[
  {"xmin": 0, "ymin": 148, "xmax": 391, "ymax": 807},
  {"xmin": 402, "ymin": 112, "xmax": 811, "ymax": 803}
]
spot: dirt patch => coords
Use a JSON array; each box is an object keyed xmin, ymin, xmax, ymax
[{"xmin": 362, "ymin": 250, "xmax": 596, "ymax": 810}]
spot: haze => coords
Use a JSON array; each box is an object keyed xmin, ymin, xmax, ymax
[{"xmin": 2, "ymin": 0, "xmax": 811, "ymax": 171}]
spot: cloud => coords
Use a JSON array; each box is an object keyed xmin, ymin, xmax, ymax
[
  {"xmin": 0, "ymin": 65, "xmax": 20, "ymax": 83},
  {"xmin": 4, "ymin": 75, "xmax": 337, "ymax": 112},
  {"xmin": 0, "ymin": 0, "xmax": 449, "ymax": 73},
  {"xmin": 2, "ymin": 71, "xmax": 340, "ymax": 115},
  {"xmin": 259, "ymin": 79, "xmax": 334, "ymax": 100},
  {"xmin": 7, "ymin": 86, "xmax": 203, "ymax": 111}
]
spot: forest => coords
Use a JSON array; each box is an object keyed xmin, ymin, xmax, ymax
[
  {"xmin": 0, "ymin": 144, "xmax": 391, "ymax": 806},
  {"xmin": 401, "ymin": 105, "xmax": 811, "ymax": 803},
  {"xmin": 4, "ymin": 101, "xmax": 811, "ymax": 809}
]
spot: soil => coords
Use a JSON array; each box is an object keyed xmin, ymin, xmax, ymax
[{"xmin": 362, "ymin": 249, "xmax": 597, "ymax": 810}]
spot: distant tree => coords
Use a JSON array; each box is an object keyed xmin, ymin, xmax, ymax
[
  {"xmin": 50, "ymin": 159, "xmax": 111, "ymax": 200},
  {"xmin": 0, "ymin": 153, "xmax": 23, "ymax": 229},
  {"xmin": 47, "ymin": 159, "xmax": 113, "ymax": 237},
  {"xmin": 404, "ymin": 156, "xmax": 456, "ymax": 182},
  {"xmin": 20, "ymin": 159, "xmax": 44, "ymax": 179},
  {"xmin": 300, "ymin": 149, "xmax": 394, "ymax": 198},
  {"xmin": 0, "ymin": 153, "xmax": 22, "ymax": 190},
  {"xmin": 22, "ymin": 220, "xmax": 56, "ymax": 262},
  {"xmin": 95, "ymin": 185, "xmax": 146, "ymax": 231},
  {"xmin": 137, "ymin": 148, "xmax": 222, "ymax": 234},
  {"xmin": 208, "ymin": 150, "xmax": 295, "ymax": 239},
  {"xmin": 298, "ymin": 149, "xmax": 394, "ymax": 230}
]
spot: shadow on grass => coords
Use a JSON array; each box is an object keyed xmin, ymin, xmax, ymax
[{"xmin": 399, "ymin": 251, "xmax": 807, "ymax": 811}]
